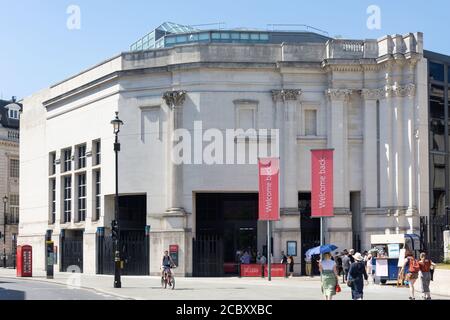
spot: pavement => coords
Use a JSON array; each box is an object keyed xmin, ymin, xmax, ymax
[
  {"xmin": 0, "ymin": 268, "xmax": 449, "ymax": 300},
  {"xmin": 0, "ymin": 276, "xmax": 119, "ymax": 300}
]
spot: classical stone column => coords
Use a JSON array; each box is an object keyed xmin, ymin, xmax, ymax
[
  {"xmin": 326, "ymin": 89, "xmax": 352, "ymax": 209},
  {"xmin": 163, "ymin": 90, "xmax": 187, "ymax": 215},
  {"xmin": 392, "ymin": 84, "xmax": 404, "ymax": 209},
  {"xmin": 378, "ymin": 86, "xmax": 394, "ymax": 208},
  {"xmin": 271, "ymin": 89, "xmax": 302, "ymax": 213},
  {"xmin": 401, "ymin": 84, "xmax": 417, "ymax": 215},
  {"xmin": 361, "ymin": 89, "xmax": 383, "ymax": 209},
  {"xmin": 271, "ymin": 89, "xmax": 302, "ymax": 262}
]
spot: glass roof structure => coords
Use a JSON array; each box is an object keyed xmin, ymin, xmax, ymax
[{"xmin": 130, "ymin": 22, "xmax": 331, "ymax": 52}]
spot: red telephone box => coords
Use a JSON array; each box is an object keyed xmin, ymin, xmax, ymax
[{"xmin": 17, "ymin": 245, "xmax": 32, "ymax": 277}]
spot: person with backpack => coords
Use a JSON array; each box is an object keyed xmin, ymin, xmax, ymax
[
  {"xmin": 403, "ymin": 250, "xmax": 420, "ymax": 300},
  {"xmin": 418, "ymin": 252, "xmax": 436, "ymax": 300}
]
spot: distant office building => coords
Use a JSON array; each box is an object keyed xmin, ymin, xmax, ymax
[
  {"xmin": 0, "ymin": 97, "xmax": 20, "ymax": 268},
  {"xmin": 20, "ymin": 22, "xmax": 430, "ymax": 276},
  {"xmin": 424, "ymin": 50, "xmax": 450, "ymax": 262}
]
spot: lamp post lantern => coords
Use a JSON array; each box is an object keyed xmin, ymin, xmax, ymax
[
  {"xmin": 3, "ymin": 196, "xmax": 8, "ymax": 268},
  {"xmin": 111, "ymin": 112, "xmax": 123, "ymax": 288}
]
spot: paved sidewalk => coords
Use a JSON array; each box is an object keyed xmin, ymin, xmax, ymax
[{"xmin": 0, "ymin": 269, "xmax": 449, "ymax": 300}]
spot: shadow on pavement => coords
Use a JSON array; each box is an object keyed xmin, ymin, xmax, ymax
[{"xmin": 0, "ymin": 287, "xmax": 25, "ymax": 300}]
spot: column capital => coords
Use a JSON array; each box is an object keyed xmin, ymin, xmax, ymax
[
  {"xmin": 391, "ymin": 83, "xmax": 416, "ymax": 98},
  {"xmin": 163, "ymin": 90, "xmax": 187, "ymax": 109},
  {"xmin": 325, "ymin": 89, "xmax": 353, "ymax": 101},
  {"xmin": 271, "ymin": 89, "xmax": 302, "ymax": 102},
  {"xmin": 360, "ymin": 88, "xmax": 385, "ymax": 100}
]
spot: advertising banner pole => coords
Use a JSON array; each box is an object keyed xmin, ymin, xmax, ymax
[
  {"xmin": 320, "ymin": 217, "xmax": 324, "ymax": 247},
  {"xmin": 267, "ymin": 220, "xmax": 271, "ymax": 281}
]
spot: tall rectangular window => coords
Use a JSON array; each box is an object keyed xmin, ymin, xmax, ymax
[
  {"xmin": 49, "ymin": 152, "xmax": 56, "ymax": 175},
  {"xmin": 63, "ymin": 149, "xmax": 72, "ymax": 172},
  {"xmin": 94, "ymin": 140, "xmax": 101, "ymax": 166},
  {"xmin": 77, "ymin": 144, "xmax": 86, "ymax": 169},
  {"xmin": 94, "ymin": 170, "xmax": 101, "ymax": 221},
  {"xmin": 77, "ymin": 173, "xmax": 86, "ymax": 222},
  {"xmin": 63, "ymin": 176, "xmax": 72, "ymax": 223},
  {"xmin": 50, "ymin": 179, "xmax": 56, "ymax": 224},
  {"xmin": 9, "ymin": 194, "xmax": 19, "ymax": 224},
  {"xmin": 305, "ymin": 110, "xmax": 317, "ymax": 136},
  {"xmin": 9, "ymin": 159, "xmax": 19, "ymax": 178}
]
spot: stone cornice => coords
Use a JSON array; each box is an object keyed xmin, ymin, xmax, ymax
[
  {"xmin": 325, "ymin": 89, "xmax": 353, "ymax": 101},
  {"xmin": 163, "ymin": 90, "xmax": 187, "ymax": 109},
  {"xmin": 271, "ymin": 89, "xmax": 302, "ymax": 102}
]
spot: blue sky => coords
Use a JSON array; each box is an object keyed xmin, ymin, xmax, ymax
[{"xmin": 1, "ymin": 0, "xmax": 449, "ymax": 100}]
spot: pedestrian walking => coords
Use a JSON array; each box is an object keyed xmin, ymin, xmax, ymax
[
  {"xmin": 281, "ymin": 251, "xmax": 288, "ymax": 264},
  {"xmin": 305, "ymin": 254, "xmax": 312, "ymax": 277},
  {"xmin": 419, "ymin": 252, "xmax": 435, "ymax": 300},
  {"xmin": 349, "ymin": 249, "xmax": 355, "ymax": 263},
  {"xmin": 259, "ymin": 254, "xmax": 267, "ymax": 265},
  {"xmin": 287, "ymin": 256, "xmax": 295, "ymax": 278},
  {"xmin": 319, "ymin": 252, "xmax": 339, "ymax": 300},
  {"xmin": 365, "ymin": 253, "xmax": 374, "ymax": 284},
  {"xmin": 347, "ymin": 252, "xmax": 369, "ymax": 300},
  {"xmin": 402, "ymin": 250, "xmax": 420, "ymax": 300},
  {"xmin": 335, "ymin": 252, "xmax": 343, "ymax": 277},
  {"xmin": 341, "ymin": 250, "xmax": 351, "ymax": 283}
]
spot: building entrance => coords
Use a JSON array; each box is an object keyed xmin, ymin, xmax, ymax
[
  {"xmin": 299, "ymin": 193, "xmax": 321, "ymax": 276},
  {"xmin": 194, "ymin": 193, "xmax": 258, "ymax": 277}
]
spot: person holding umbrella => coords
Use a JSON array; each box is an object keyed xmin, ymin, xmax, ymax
[{"xmin": 319, "ymin": 251, "xmax": 339, "ymax": 300}]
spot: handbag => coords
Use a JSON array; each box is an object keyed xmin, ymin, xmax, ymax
[{"xmin": 336, "ymin": 284, "xmax": 342, "ymax": 293}]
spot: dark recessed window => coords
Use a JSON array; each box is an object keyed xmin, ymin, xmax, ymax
[
  {"xmin": 63, "ymin": 176, "xmax": 72, "ymax": 223},
  {"xmin": 429, "ymin": 62, "xmax": 445, "ymax": 82},
  {"xmin": 50, "ymin": 179, "xmax": 56, "ymax": 224},
  {"xmin": 63, "ymin": 148, "xmax": 72, "ymax": 172},
  {"xmin": 77, "ymin": 144, "xmax": 86, "ymax": 169},
  {"xmin": 77, "ymin": 173, "xmax": 86, "ymax": 222},
  {"xmin": 94, "ymin": 140, "xmax": 101, "ymax": 166},
  {"xmin": 95, "ymin": 170, "xmax": 101, "ymax": 221},
  {"xmin": 49, "ymin": 152, "xmax": 56, "ymax": 175}
]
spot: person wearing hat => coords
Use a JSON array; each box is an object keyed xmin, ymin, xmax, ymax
[{"xmin": 347, "ymin": 252, "xmax": 369, "ymax": 300}]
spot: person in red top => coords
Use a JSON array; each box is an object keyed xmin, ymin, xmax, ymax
[
  {"xmin": 403, "ymin": 250, "xmax": 420, "ymax": 300},
  {"xmin": 419, "ymin": 252, "xmax": 436, "ymax": 300}
]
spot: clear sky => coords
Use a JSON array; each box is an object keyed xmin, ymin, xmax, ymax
[{"xmin": 1, "ymin": 0, "xmax": 449, "ymax": 100}]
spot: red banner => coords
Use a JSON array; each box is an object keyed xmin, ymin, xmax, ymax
[
  {"xmin": 240, "ymin": 264, "xmax": 263, "ymax": 277},
  {"xmin": 264, "ymin": 264, "xmax": 286, "ymax": 277},
  {"xmin": 311, "ymin": 149, "xmax": 334, "ymax": 217},
  {"xmin": 258, "ymin": 158, "xmax": 280, "ymax": 221}
]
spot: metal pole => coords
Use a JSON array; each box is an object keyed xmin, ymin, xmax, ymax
[
  {"xmin": 320, "ymin": 217, "xmax": 324, "ymax": 246},
  {"xmin": 3, "ymin": 201, "xmax": 6, "ymax": 268},
  {"xmin": 267, "ymin": 220, "xmax": 271, "ymax": 282},
  {"xmin": 114, "ymin": 133, "xmax": 122, "ymax": 288}
]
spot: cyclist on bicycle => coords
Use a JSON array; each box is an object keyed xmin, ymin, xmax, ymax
[{"xmin": 161, "ymin": 250, "xmax": 176, "ymax": 279}]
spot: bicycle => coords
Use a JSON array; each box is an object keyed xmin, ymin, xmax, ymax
[{"xmin": 161, "ymin": 266, "xmax": 176, "ymax": 290}]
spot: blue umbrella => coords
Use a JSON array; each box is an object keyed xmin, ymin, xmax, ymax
[{"xmin": 305, "ymin": 244, "xmax": 338, "ymax": 258}]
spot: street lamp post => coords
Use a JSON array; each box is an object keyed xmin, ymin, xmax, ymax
[
  {"xmin": 111, "ymin": 112, "xmax": 124, "ymax": 288},
  {"xmin": 3, "ymin": 196, "xmax": 8, "ymax": 268}
]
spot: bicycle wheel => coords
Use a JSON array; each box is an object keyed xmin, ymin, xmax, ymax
[
  {"xmin": 161, "ymin": 276, "xmax": 166, "ymax": 289},
  {"xmin": 171, "ymin": 277, "xmax": 175, "ymax": 290}
]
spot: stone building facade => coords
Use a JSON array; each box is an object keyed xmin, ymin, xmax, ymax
[
  {"xmin": 0, "ymin": 98, "xmax": 20, "ymax": 268},
  {"xmin": 20, "ymin": 29, "xmax": 428, "ymax": 276}
]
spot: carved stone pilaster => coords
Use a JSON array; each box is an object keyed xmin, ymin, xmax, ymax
[
  {"xmin": 163, "ymin": 90, "xmax": 187, "ymax": 109},
  {"xmin": 271, "ymin": 89, "xmax": 302, "ymax": 102},
  {"xmin": 325, "ymin": 89, "xmax": 353, "ymax": 101}
]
